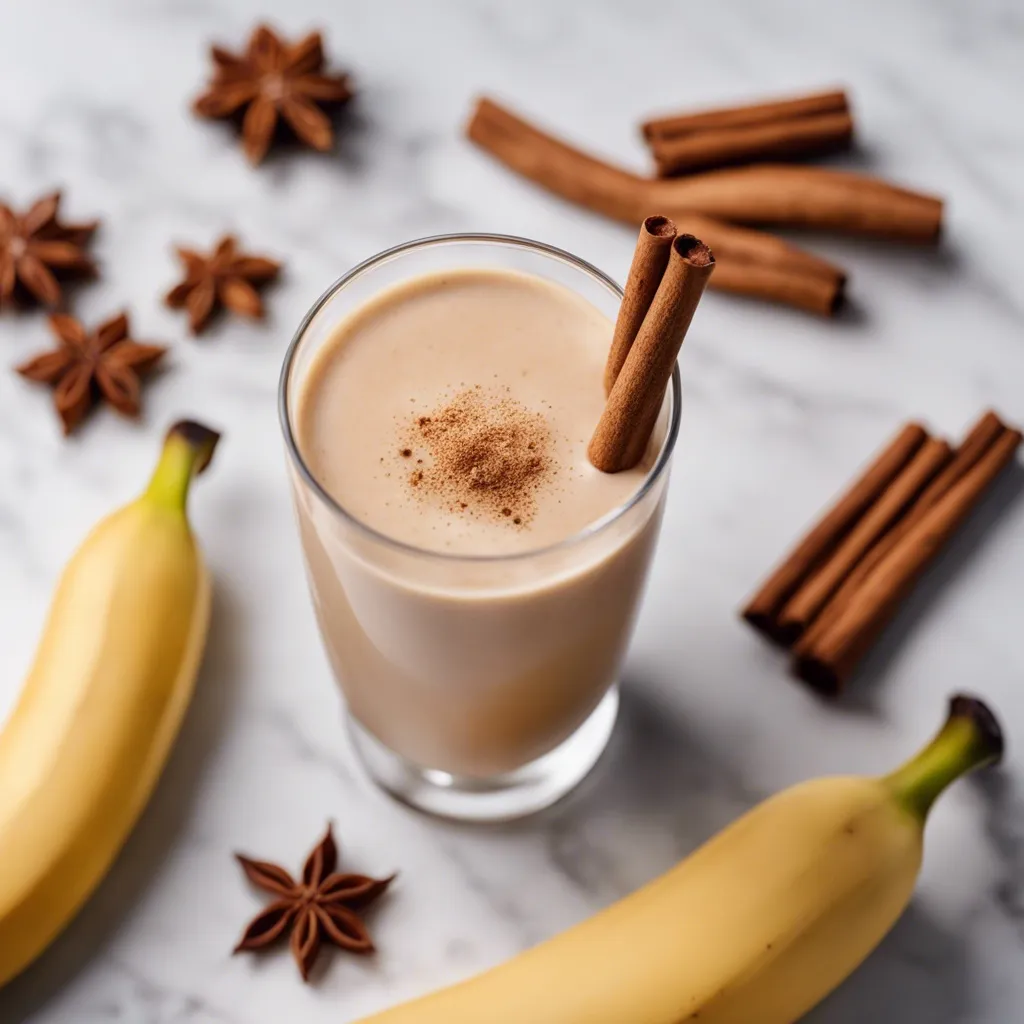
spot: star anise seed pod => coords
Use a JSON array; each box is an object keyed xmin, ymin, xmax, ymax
[
  {"xmin": 16, "ymin": 312, "xmax": 166, "ymax": 435},
  {"xmin": 165, "ymin": 234, "xmax": 281, "ymax": 334},
  {"xmin": 193, "ymin": 24, "xmax": 354, "ymax": 165},
  {"xmin": 234, "ymin": 823, "xmax": 393, "ymax": 982},
  {"xmin": 0, "ymin": 191, "xmax": 98, "ymax": 310}
]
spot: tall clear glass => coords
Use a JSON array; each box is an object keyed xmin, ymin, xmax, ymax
[{"xmin": 279, "ymin": 234, "xmax": 681, "ymax": 821}]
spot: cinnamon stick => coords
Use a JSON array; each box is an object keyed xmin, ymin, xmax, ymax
[
  {"xmin": 776, "ymin": 436, "xmax": 952, "ymax": 639},
  {"xmin": 796, "ymin": 410, "xmax": 1008, "ymax": 656},
  {"xmin": 588, "ymin": 235, "xmax": 714, "ymax": 473},
  {"xmin": 468, "ymin": 97, "xmax": 942, "ymax": 245},
  {"xmin": 710, "ymin": 261, "xmax": 844, "ymax": 316},
  {"xmin": 644, "ymin": 165, "xmax": 941, "ymax": 242},
  {"xmin": 604, "ymin": 216, "xmax": 677, "ymax": 394},
  {"xmin": 648, "ymin": 110, "xmax": 854, "ymax": 177},
  {"xmin": 794, "ymin": 425, "xmax": 1022, "ymax": 693},
  {"xmin": 642, "ymin": 89, "xmax": 849, "ymax": 141},
  {"xmin": 741, "ymin": 422, "xmax": 928, "ymax": 644},
  {"xmin": 467, "ymin": 97, "xmax": 847, "ymax": 314}
]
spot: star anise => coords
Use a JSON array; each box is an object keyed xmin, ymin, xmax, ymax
[
  {"xmin": 193, "ymin": 24, "xmax": 354, "ymax": 165},
  {"xmin": 233, "ymin": 824, "xmax": 394, "ymax": 982},
  {"xmin": 16, "ymin": 312, "xmax": 166, "ymax": 435},
  {"xmin": 165, "ymin": 234, "xmax": 281, "ymax": 334},
  {"xmin": 0, "ymin": 191, "xmax": 98, "ymax": 310}
]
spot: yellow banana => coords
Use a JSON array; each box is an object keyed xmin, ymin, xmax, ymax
[
  {"xmin": 0, "ymin": 421, "xmax": 220, "ymax": 988},
  {"xmin": 358, "ymin": 695, "xmax": 1002, "ymax": 1024}
]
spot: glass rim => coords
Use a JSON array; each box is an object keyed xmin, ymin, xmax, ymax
[{"xmin": 278, "ymin": 231, "xmax": 682, "ymax": 565}]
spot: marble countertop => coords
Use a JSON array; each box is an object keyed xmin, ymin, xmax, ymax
[{"xmin": 2, "ymin": 0, "xmax": 1023, "ymax": 1021}]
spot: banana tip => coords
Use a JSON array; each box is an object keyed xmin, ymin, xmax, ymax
[
  {"xmin": 949, "ymin": 693, "xmax": 1004, "ymax": 766},
  {"xmin": 168, "ymin": 420, "xmax": 221, "ymax": 475}
]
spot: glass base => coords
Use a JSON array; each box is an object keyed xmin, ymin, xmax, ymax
[{"xmin": 347, "ymin": 685, "xmax": 619, "ymax": 822}]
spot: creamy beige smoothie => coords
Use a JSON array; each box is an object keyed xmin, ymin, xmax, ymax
[{"xmin": 292, "ymin": 266, "xmax": 670, "ymax": 778}]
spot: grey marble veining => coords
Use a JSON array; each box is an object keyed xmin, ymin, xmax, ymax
[{"xmin": 1, "ymin": 0, "xmax": 1023, "ymax": 1021}]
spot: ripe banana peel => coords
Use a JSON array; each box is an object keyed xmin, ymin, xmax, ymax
[
  {"xmin": 358, "ymin": 695, "xmax": 1003, "ymax": 1024},
  {"xmin": 0, "ymin": 421, "xmax": 220, "ymax": 988}
]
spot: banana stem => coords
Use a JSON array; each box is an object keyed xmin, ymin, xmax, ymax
[
  {"xmin": 144, "ymin": 421, "xmax": 221, "ymax": 513},
  {"xmin": 885, "ymin": 694, "xmax": 1004, "ymax": 821}
]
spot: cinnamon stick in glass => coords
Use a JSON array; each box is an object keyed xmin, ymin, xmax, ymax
[
  {"xmin": 466, "ymin": 97, "xmax": 846, "ymax": 314},
  {"xmin": 795, "ymin": 424, "xmax": 1022, "ymax": 694},
  {"xmin": 741, "ymin": 422, "xmax": 928, "ymax": 643},
  {"xmin": 588, "ymin": 235, "xmax": 714, "ymax": 473},
  {"xmin": 776, "ymin": 436, "xmax": 952, "ymax": 640},
  {"xmin": 604, "ymin": 216, "xmax": 677, "ymax": 394},
  {"xmin": 796, "ymin": 410, "xmax": 1009, "ymax": 656}
]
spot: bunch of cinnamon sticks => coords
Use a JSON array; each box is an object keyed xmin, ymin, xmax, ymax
[
  {"xmin": 466, "ymin": 88, "xmax": 943, "ymax": 316},
  {"xmin": 743, "ymin": 412, "xmax": 1022, "ymax": 694}
]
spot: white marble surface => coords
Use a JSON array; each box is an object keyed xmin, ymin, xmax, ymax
[{"xmin": 1, "ymin": 0, "xmax": 1023, "ymax": 1020}]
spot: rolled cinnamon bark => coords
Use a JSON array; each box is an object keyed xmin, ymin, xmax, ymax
[
  {"xmin": 604, "ymin": 216, "xmax": 677, "ymax": 394},
  {"xmin": 796, "ymin": 411, "xmax": 1008, "ymax": 655},
  {"xmin": 466, "ymin": 97, "xmax": 847, "ymax": 314},
  {"xmin": 795, "ymin": 425, "xmax": 1022, "ymax": 693},
  {"xmin": 742, "ymin": 422, "xmax": 928, "ymax": 644},
  {"xmin": 642, "ymin": 89, "xmax": 849, "ymax": 141},
  {"xmin": 643, "ymin": 89, "xmax": 853, "ymax": 176},
  {"xmin": 643, "ymin": 165, "xmax": 942, "ymax": 243},
  {"xmin": 648, "ymin": 111, "xmax": 855, "ymax": 177},
  {"xmin": 776, "ymin": 437, "xmax": 952, "ymax": 639},
  {"xmin": 589, "ymin": 235, "xmax": 714, "ymax": 473},
  {"xmin": 710, "ymin": 261, "xmax": 845, "ymax": 316}
]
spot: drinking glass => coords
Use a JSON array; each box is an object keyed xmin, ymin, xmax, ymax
[{"xmin": 280, "ymin": 234, "xmax": 680, "ymax": 821}]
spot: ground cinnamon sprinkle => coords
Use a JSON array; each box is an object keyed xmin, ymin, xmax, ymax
[{"xmin": 401, "ymin": 387, "xmax": 552, "ymax": 525}]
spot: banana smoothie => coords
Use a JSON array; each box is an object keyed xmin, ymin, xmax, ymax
[{"xmin": 289, "ymin": 260, "xmax": 674, "ymax": 785}]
